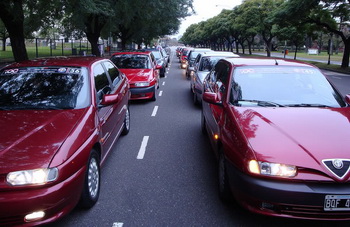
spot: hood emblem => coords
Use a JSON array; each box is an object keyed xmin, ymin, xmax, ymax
[
  {"xmin": 322, "ymin": 159, "xmax": 350, "ymax": 179},
  {"xmin": 332, "ymin": 159, "xmax": 343, "ymax": 169}
]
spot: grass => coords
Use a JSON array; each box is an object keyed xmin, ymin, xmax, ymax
[
  {"xmin": 241, "ymin": 50, "xmax": 350, "ymax": 74},
  {"xmin": 0, "ymin": 44, "xmax": 91, "ymax": 63}
]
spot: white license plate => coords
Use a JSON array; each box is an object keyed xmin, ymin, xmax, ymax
[{"xmin": 324, "ymin": 195, "xmax": 350, "ymax": 211}]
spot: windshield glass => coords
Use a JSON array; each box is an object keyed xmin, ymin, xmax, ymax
[
  {"xmin": 0, "ymin": 67, "xmax": 90, "ymax": 110},
  {"xmin": 111, "ymin": 54, "xmax": 151, "ymax": 69},
  {"xmin": 231, "ymin": 66, "xmax": 345, "ymax": 107}
]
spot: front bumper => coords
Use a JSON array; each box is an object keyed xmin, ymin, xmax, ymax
[
  {"xmin": 130, "ymin": 85, "xmax": 155, "ymax": 100},
  {"xmin": 0, "ymin": 166, "xmax": 86, "ymax": 226},
  {"xmin": 226, "ymin": 160, "xmax": 350, "ymax": 220}
]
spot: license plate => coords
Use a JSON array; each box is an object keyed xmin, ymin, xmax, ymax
[{"xmin": 324, "ymin": 195, "xmax": 350, "ymax": 211}]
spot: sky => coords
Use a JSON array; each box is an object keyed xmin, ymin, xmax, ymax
[{"xmin": 172, "ymin": 0, "xmax": 242, "ymax": 39}]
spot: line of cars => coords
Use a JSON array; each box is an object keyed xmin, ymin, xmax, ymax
[
  {"xmin": 178, "ymin": 46, "xmax": 350, "ymax": 220},
  {"xmin": 0, "ymin": 47, "xmax": 169, "ymax": 226}
]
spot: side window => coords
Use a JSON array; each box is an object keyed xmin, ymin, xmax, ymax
[
  {"xmin": 103, "ymin": 61, "xmax": 121, "ymax": 86},
  {"xmin": 213, "ymin": 62, "xmax": 230, "ymax": 94},
  {"xmin": 93, "ymin": 63, "xmax": 111, "ymax": 103}
]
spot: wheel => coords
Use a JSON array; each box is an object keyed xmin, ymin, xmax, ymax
[
  {"xmin": 201, "ymin": 110, "xmax": 207, "ymax": 135},
  {"xmin": 121, "ymin": 107, "xmax": 130, "ymax": 135},
  {"xmin": 218, "ymin": 149, "xmax": 232, "ymax": 202},
  {"xmin": 150, "ymin": 87, "xmax": 156, "ymax": 101},
  {"xmin": 79, "ymin": 149, "xmax": 100, "ymax": 208},
  {"xmin": 193, "ymin": 92, "xmax": 199, "ymax": 105}
]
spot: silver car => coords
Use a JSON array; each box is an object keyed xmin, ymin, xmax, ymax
[{"xmin": 190, "ymin": 51, "xmax": 239, "ymax": 105}]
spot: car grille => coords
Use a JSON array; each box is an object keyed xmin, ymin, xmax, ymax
[{"xmin": 0, "ymin": 215, "xmax": 24, "ymax": 226}]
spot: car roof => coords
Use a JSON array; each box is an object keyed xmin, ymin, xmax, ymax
[
  {"xmin": 200, "ymin": 51, "xmax": 239, "ymax": 57},
  {"xmin": 2, "ymin": 56, "xmax": 107, "ymax": 69},
  {"xmin": 112, "ymin": 51, "xmax": 151, "ymax": 56},
  {"xmin": 223, "ymin": 57, "xmax": 314, "ymax": 67}
]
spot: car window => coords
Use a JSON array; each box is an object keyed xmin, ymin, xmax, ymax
[
  {"xmin": 111, "ymin": 54, "xmax": 150, "ymax": 69},
  {"xmin": 103, "ymin": 61, "xmax": 121, "ymax": 86},
  {"xmin": 231, "ymin": 66, "xmax": 346, "ymax": 107},
  {"xmin": 93, "ymin": 63, "xmax": 111, "ymax": 103},
  {"xmin": 0, "ymin": 67, "xmax": 90, "ymax": 109}
]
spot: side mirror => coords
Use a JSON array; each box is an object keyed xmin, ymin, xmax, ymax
[
  {"xmin": 202, "ymin": 92, "xmax": 222, "ymax": 105},
  {"xmin": 345, "ymin": 94, "xmax": 350, "ymax": 105},
  {"xmin": 156, "ymin": 65, "xmax": 162, "ymax": 70}
]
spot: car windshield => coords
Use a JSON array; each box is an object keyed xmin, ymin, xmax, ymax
[
  {"xmin": 111, "ymin": 54, "xmax": 151, "ymax": 69},
  {"xmin": 199, "ymin": 56, "xmax": 223, "ymax": 71},
  {"xmin": 0, "ymin": 67, "xmax": 90, "ymax": 110},
  {"xmin": 230, "ymin": 66, "xmax": 345, "ymax": 107}
]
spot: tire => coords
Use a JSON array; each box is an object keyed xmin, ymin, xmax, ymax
[
  {"xmin": 218, "ymin": 149, "xmax": 232, "ymax": 202},
  {"xmin": 121, "ymin": 107, "xmax": 130, "ymax": 135},
  {"xmin": 150, "ymin": 87, "xmax": 156, "ymax": 101},
  {"xmin": 79, "ymin": 149, "xmax": 100, "ymax": 209},
  {"xmin": 201, "ymin": 110, "xmax": 207, "ymax": 135},
  {"xmin": 193, "ymin": 92, "xmax": 199, "ymax": 105}
]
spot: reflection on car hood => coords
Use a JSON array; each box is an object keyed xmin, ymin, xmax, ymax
[
  {"xmin": 233, "ymin": 107, "xmax": 350, "ymax": 176},
  {"xmin": 0, "ymin": 109, "xmax": 86, "ymax": 173},
  {"xmin": 119, "ymin": 69, "xmax": 153, "ymax": 82}
]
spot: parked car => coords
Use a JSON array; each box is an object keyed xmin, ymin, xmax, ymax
[
  {"xmin": 201, "ymin": 57, "xmax": 350, "ymax": 220},
  {"xmin": 143, "ymin": 48, "xmax": 167, "ymax": 77},
  {"xmin": 0, "ymin": 56, "xmax": 130, "ymax": 226},
  {"xmin": 111, "ymin": 51, "xmax": 160, "ymax": 101},
  {"xmin": 190, "ymin": 51, "xmax": 238, "ymax": 105},
  {"xmin": 179, "ymin": 47, "xmax": 193, "ymax": 69},
  {"xmin": 185, "ymin": 48, "xmax": 213, "ymax": 79}
]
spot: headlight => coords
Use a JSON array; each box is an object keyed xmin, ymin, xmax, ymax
[
  {"xmin": 248, "ymin": 160, "xmax": 296, "ymax": 177},
  {"xmin": 134, "ymin": 82, "xmax": 150, "ymax": 87},
  {"xmin": 7, "ymin": 168, "xmax": 58, "ymax": 186}
]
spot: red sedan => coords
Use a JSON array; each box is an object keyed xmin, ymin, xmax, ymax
[
  {"xmin": 111, "ymin": 51, "xmax": 161, "ymax": 101},
  {"xmin": 201, "ymin": 57, "xmax": 350, "ymax": 220},
  {"xmin": 0, "ymin": 57, "xmax": 130, "ymax": 226}
]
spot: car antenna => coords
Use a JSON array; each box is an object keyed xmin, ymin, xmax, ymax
[{"xmin": 274, "ymin": 59, "xmax": 278, "ymax": 65}]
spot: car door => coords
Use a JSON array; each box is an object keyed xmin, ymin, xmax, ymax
[
  {"xmin": 93, "ymin": 61, "xmax": 126, "ymax": 160},
  {"xmin": 203, "ymin": 61, "xmax": 230, "ymax": 145}
]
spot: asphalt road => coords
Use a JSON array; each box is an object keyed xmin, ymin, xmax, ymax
[{"xmin": 52, "ymin": 51, "xmax": 350, "ymax": 227}]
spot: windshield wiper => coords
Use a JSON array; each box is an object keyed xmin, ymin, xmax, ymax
[
  {"xmin": 238, "ymin": 99, "xmax": 285, "ymax": 107},
  {"xmin": 285, "ymin": 103, "xmax": 332, "ymax": 108}
]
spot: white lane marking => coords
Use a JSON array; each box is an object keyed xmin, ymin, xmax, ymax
[
  {"xmin": 159, "ymin": 91, "xmax": 163, "ymax": 96},
  {"xmin": 162, "ymin": 81, "xmax": 165, "ymax": 86},
  {"xmin": 151, "ymin": 106, "xmax": 158, "ymax": 116},
  {"xmin": 137, "ymin": 136, "xmax": 149, "ymax": 159},
  {"xmin": 112, "ymin": 223, "xmax": 124, "ymax": 227}
]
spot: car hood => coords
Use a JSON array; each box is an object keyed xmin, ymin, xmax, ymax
[
  {"xmin": 119, "ymin": 69, "xmax": 153, "ymax": 82},
  {"xmin": 0, "ymin": 109, "xmax": 87, "ymax": 173},
  {"xmin": 232, "ymin": 107, "xmax": 350, "ymax": 181}
]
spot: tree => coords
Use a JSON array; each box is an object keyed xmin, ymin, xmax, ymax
[
  {"xmin": 0, "ymin": 1, "xmax": 28, "ymax": 61},
  {"xmin": 0, "ymin": 0, "xmax": 64, "ymax": 61},
  {"xmin": 277, "ymin": 0, "xmax": 350, "ymax": 68},
  {"xmin": 0, "ymin": 20, "xmax": 9, "ymax": 51}
]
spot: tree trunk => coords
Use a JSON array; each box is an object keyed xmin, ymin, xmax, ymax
[
  {"xmin": 341, "ymin": 38, "xmax": 350, "ymax": 68},
  {"xmin": 84, "ymin": 15, "xmax": 106, "ymax": 57},
  {"xmin": 0, "ymin": 0, "xmax": 28, "ymax": 62}
]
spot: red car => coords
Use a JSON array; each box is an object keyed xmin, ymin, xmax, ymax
[
  {"xmin": 201, "ymin": 57, "xmax": 350, "ymax": 220},
  {"xmin": 111, "ymin": 51, "xmax": 161, "ymax": 101},
  {"xmin": 0, "ymin": 56, "xmax": 130, "ymax": 226}
]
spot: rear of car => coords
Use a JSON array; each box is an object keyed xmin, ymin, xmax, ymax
[
  {"xmin": 201, "ymin": 57, "xmax": 350, "ymax": 220},
  {"xmin": 0, "ymin": 57, "xmax": 130, "ymax": 226},
  {"xmin": 111, "ymin": 51, "xmax": 159, "ymax": 101}
]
